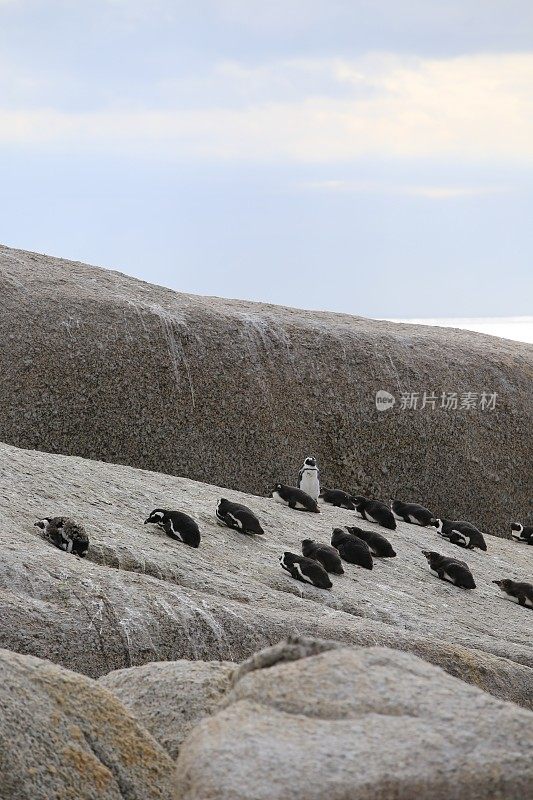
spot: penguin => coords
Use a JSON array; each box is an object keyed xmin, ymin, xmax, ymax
[
  {"xmin": 279, "ymin": 552, "xmax": 332, "ymax": 589},
  {"xmin": 344, "ymin": 525, "xmax": 396, "ymax": 558},
  {"xmin": 353, "ymin": 496, "xmax": 396, "ymax": 530},
  {"xmin": 320, "ymin": 489, "xmax": 357, "ymax": 510},
  {"xmin": 301, "ymin": 539, "xmax": 344, "ymax": 574},
  {"xmin": 391, "ymin": 500, "xmax": 434, "ymax": 527},
  {"xmin": 215, "ymin": 499, "xmax": 264, "ymax": 535},
  {"xmin": 34, "ymin": 517, "xmax": 89, "ymax": 557},
  {"xmin": 510, "ymin": 523, "xmax": 533, "ymax": 544},
  {"xmin": 144, "ymin": 509, "xmax": 201, "ymax": 547},
  {"xmin": 421, "ymin": 550, "xmax": 476, "ymax": 589},
  {"xmin": 331, "ymin": 528, "xmax": 373, "ymax": 570},
  {"xmin": 297, "ymin": 457, "xmax": 320, "ymax": 501},
  {"xmin": 272, "ymin": 483, "xmax": 320, "ymax": 513},
  {"xmin": 493, "ymin": 579, "xmax": 533, "ymax": 608},
  {"xmin": 430, "ymin": 518, "xmax": 487, "ymax": 551}
]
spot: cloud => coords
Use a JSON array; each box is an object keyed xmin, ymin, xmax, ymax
[
  {"xmin": 0, "ymin": 53, "xmax": 532, "ymax": 163},
  {"xmin": 303, "ymin": 180, "xmax": 508, "ymax": 198}
]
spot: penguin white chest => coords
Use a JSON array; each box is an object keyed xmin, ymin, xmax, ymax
[
  {"xmin": 503, "ymin": 593, "xmax": 519, "ymax": 604},
  {"xmin": 293, "ymin": 563, "xmax": 312, "ymax": 585},
  {"xmin": 272, "ymin": 491, "xmax": 288, "ymax": 506},
  {"xmin": 299, "ymin": 470, "xmax": 319, "ymax": 501}
]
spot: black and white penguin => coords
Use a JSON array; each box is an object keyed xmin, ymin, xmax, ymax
[
  {"xmin": 34, "ymin": 517, "xmax": 89, "ymax": 557},
  {"xmin": 145, "ymin": 509, "xmax": 201, "ymax": 547},
  {"xmin": 353, "ymin": 496, "xmax": 396, "ymax": 530},
  {"xmin": 301, "ymin": 539, "xmax": 344, "ymax": 574},
  {"xmin": 344, "ymin": 526, "xmax": 396, "ymax": 558},
  {"xmin": 331, "ymin": 528, "xmax": 373, "ymax": 570},
  {"xmin": 510, "ymin": 523, "xmax": 533, "ymax": 544},
  {"xmin": 297, "ymin": 457, "xmax": 320, "ymax": 501},
  {"xmin": 320, "ymin": 489, "xmax": 357, "ymax": 510},
  {"xmin": 279, "ymin": 552, "xmax": 332, "ymax": 589},
  {"xmin": 430, "ymin": 518, "xmax": 487, "ymax": 551},
  {"xmin": 421, "ymin": 550, "xmax": 476, "ymax": 589},
  {"xmin": 272, "ymin": 483, "xmax": 320, "ymax": 513},
  {"xmin": 391, "ymin": 500, "xmax": 434, "ymax": 527},
  {"xmin": 215, "ymin": 499, "xmax": 264, "ymax": 535},
  {"xmin": 493, "ymin": 579, "xmax": 533, "ymax": 608}
]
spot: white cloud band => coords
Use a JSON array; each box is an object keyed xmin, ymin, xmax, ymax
[{"xmin": 0, "ymin": 53, "xmax": 531, "ymax": 162}]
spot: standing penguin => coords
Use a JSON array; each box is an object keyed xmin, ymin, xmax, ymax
[
  {"xmin": 297, "ymin": 457, "xmax": 320, "ymax": 501},
  {"xmin": 301, "ymin": 539, "xmax": 344, "ymax": 574},
  {"xmin": 421, "ymin": 550, "xmax": 476, "ymax": 589},
  {"xmin": 215, "ymin": 499, "xmax": 264, "ymax": 535},
  {"xmin": 35, "ymin": 517, "xmax": 89, "ymax": 557},
  {"xmin": 344, "ymin": 526, "xmax": 396, "ymax": 558},
  {"xmin": 510, "ymin": 523, "xmax": 533, "ymax": 544},
  {"xmin": 279, "ymin": 552, "xmax": 332, "ymax": 589},
  {"xmin": 430, "ymin": 518, "xmax": 487, "ymax": 551},
  {"xmin": 144, "ymin": 509, "xmax": 201, "ymax": 548},
  {"xmin": 353, "ymin": 496, "xmax": 396, "ymax": 530},
  {"xmin": 391, "ymin": 500, "xmax": 434, "ymax": 527},
  {"xmin": 331, "ymin": 528, "xmax": 373, "ymax": 570},
  {"xmin": 272, "ymin": 484, "xmax": 320, "ymax": 513},
  {"xmin": 493, "ymin": 579, "xmax": 533, "ymax": 608}
]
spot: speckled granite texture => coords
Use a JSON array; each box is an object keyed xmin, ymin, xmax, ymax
[{"xmin": 1, "ymin": 244, "xmax": 531, "ymax": 534}]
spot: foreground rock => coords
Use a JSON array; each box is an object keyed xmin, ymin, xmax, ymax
[
  {"xmin": 0, "ymin": 648, "xmax": 174, "ymax": 800},
  {"xmin": 100, "ymin": 660, "xmax": 233, "ymax": 759},
  {"xmin": 174, "ymin": 643, "xmax": 533, "ymax": 800},
  {"xmin": 1, "ymin": 244, "xmax": 531, "ymax": 533},
  {"xmin": 0, "ymin": 441, "xmax": 532, "ymax": 710}
]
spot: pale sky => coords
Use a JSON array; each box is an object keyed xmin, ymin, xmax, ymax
[{"xmin": 0, "ymin": 1, "xmax": 532, "ymax": 317}]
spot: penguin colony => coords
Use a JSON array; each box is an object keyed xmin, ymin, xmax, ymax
[{"xmin": 33, "ymin": 455, "xmax": 532, "ymax": 610}]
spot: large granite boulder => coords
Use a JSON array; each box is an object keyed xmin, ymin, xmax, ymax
[
  {"xmin": 174, "ymin": 643, "xmax": 533, "ymax": 800},
  {"xmin": 1, "ymin": 440, "xmax": 532, "ymax": 711},
  {"xmin": 0, "ymin": 244, "xmax": 531, "ymax": 533},
  {"xmin": 99, "ymin": 660, "xmax": 233, "ymax": 759},
  {"xmin": 0, "ymin": 648, "xmax": 173, "ymax": 800}
]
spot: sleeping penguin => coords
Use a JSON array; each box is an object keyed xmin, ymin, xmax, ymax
[
  {"xmin": 301, "ymin": 539, "xmax": 344, "ymax": 574},
  {"xmin": 353, "ymin": 496, "xmax": 396, "ymax": 530},
  {"xmin": 144, "ymin": 509, "xmax": 201, "ymax": 548},
  {"xmin": 216, "ymin": 498, "xmax": 264, "ymax": 535},
  {"xmin": 430, "ymin": 518, "xmax": 487, "ymax": 551},
  {"xmin": 35, "ymin": 517, "xmax": 89, "ymax": 557},
  {"xmin": 344, "ymin": 526, "xmax": 396, "ymax": 558},
  {"xmin": 391, "ymin": 500, "xmax": 434, "ymax": 527},
  {"xmin": 279, "ymin": 552, "xmax": 332, "ymax": 589},
  {"xmin": 510, "ymin": 523, "xmax": 533, "ymax": 544},
  {"xmin": 493, "ymin": 579, "xmax": 533, "ymax": 609},
  {"xmin": 331, "ymin": 528, "xmax": 373, "ymax": 570},
  {"xmin": 421, "ymin": 550, "xmax": 476, "ymax": 589}
]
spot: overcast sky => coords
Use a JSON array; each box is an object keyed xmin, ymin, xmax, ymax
[{"xmin": 0, "ymin": 1, "xmax": 532, "ymax": 317}]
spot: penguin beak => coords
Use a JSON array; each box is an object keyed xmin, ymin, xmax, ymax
[
  {"xmin": 492, "ymin": 580, "xmax": 502, "ymax": 586},
  {"xmin": 144, "ymin": 518, "xmax": 151, "ymax": 524}
]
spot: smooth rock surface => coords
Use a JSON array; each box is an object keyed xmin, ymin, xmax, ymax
[
  {"xmin": 174, "ymin": 645, "xmax": 533, "ymax": 800},
  {"xmin": 1, "ymin": 441, "xmax": 532, "ymax": 711},
  {"xmin": 1, "ymin": 244, "xmax": 531, "ymax": 533},
  {"xmin": 99, "ymin": 660, "xmax": 233, "ymax": 759},
  {"xmin": 0, "ymin": 648, "xmax": 174, "ymax": 800}
]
